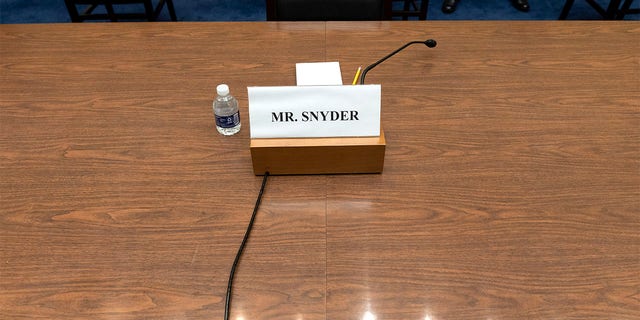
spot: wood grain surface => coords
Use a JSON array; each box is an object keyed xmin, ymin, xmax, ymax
[{"xmin": 1, "ymin": 21, "xmax": 638, "ymax": 320}]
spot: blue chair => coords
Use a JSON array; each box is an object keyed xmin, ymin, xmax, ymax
[
  {"xmin": 386, "ymin": 0, "xmax": 429, "ymax": 20},
  {"xmin": 559, "ymin": 0, "xmax": 638, "ymax": 19},
  {"xmin": 64, "ymin": 0, "xmax": 177, "ymax": 22}
]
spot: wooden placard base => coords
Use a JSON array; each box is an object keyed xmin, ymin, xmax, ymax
[{"xmin": 250, "ymin": 130, "xmax": 386, "ymax": 175}]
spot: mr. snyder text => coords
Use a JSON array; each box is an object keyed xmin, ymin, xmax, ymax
[{"xmin": 272, "ymin": 110, "xmax": 360, "ymax": 122}]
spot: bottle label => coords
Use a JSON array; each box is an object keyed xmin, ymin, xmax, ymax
[{"xmin": 215, "ymin": 112, "xmax": 240, "ymax": 128}]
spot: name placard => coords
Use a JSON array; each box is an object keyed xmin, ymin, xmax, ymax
[{"xmin": 247, "ymin": 85, "xmax": 381, "ymax": 139}]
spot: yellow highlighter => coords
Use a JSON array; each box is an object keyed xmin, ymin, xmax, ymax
[{"xmin": 352, "ymin": 66, "xmax": 362, "ymax": 85}]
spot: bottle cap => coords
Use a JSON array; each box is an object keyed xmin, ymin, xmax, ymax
[{"xmin": 216, "ymin": 84, "xmax": 229, "ymax": 96}]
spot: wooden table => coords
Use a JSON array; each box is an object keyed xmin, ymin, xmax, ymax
[{"xmin": 1, "ymin": 21, "xmax": 638, "ymax": 320}]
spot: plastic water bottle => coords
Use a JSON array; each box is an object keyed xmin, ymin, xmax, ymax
[{"xmin": 213, "ymin": 84, "xmax": 241, "ymax": 136}]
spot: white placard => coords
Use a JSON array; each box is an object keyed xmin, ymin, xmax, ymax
[
  {"xmin": 295, "ymin": 62, "xmax": 343, "ymax": 86},
  {"xmin": 248, "ymin": 85, "xmax": 381, "ymax": 139}
]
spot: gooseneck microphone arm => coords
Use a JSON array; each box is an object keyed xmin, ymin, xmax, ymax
[{"xmin": 359, "ymin": 39, "xmax": 437, "ymax": 84}]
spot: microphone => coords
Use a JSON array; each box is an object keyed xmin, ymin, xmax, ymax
[{"xmin": 359, "ymin": 39, "xmax": 437, "ymax": 84}]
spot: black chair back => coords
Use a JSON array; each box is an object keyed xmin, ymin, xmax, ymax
[{"xmin": 266, "ymin": 0, "xmax": 385, "ymax": 21}]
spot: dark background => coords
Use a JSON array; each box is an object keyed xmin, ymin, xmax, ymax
[{"xmin": 1, "ymin": 0, "xmax": 638, "ymax": 24}]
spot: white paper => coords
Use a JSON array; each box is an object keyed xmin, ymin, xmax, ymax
[
  {"xmin": 248, "ymin": 85, "xmax": 381, "ymax": 139},
  {"xmin": 296, "ymin": 62, "xmax": 343, "ymax": 86}
]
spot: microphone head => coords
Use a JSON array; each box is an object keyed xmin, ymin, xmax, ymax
[{"xmin": 425, "ymin": 39, "xmax": 437, "ymax": 48}]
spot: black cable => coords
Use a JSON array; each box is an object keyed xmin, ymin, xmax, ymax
[{"xmin": 223, "ymin": 172, "xmax": 269, "ymax": 320}]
